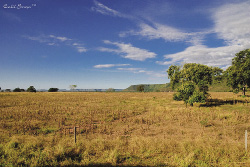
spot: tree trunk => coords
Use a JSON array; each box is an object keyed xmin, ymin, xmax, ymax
[{"xmin": 243, "ymin": 87, "xmax": 246, "ymax": 96}]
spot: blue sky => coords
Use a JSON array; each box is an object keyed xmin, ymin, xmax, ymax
[{"xmin": 1, "ymin": 0, "xmax": 250, "ymax": 89}]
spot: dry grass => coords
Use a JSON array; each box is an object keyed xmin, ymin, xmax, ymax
[{"xmin": 1, "ymin": 92, "xmax": 250, "ymax": 166}]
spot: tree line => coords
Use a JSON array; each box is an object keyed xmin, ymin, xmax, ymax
[
  {"xmin": 2, "ymin": 86, "xmax": 59, "ymax": 92},
  {"xmin": 167, "ymin": 48, "xmax": 250, "ymax": 106}
]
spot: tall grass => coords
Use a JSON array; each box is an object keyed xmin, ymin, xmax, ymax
[{"xmin": 1, "ymin": 92, "xmax": 250, "ymax": 166}]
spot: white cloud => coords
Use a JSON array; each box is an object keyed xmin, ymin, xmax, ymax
[
  {"xmin": 94, "ymin": 64, "xmax": 130, "ymax": 68},
  {"xmin": 212, "ymin": 1, "xmax": 250, "ymax": 46},
  {"xmin": 157, "ymin": 44, "xmax": 247, "ymax": 68},
  {"xmin": 57, "ymin": 36, "xmax": 71, "ymax": 42},
  {"xmin": 25, "ymin": 34, "xmax": 87, "ymax": 53},
  {"xmin": 124, "ymin": 23, "xmax": 189, "ymax": 42},
  {"xmin": 117, "ymin": 67, "xmax": 166, "ymax": 78},
  {"xmin": 91, "ymin": 0, "xmax": 132, "ymax": 19},
  {"xmin": 120, "ymin": 22, "xmax": 208, "ymax": 45},
  {"xmin": 49, "ymin": 35, "xmax": 71, "ymax": 42},
  {"xmin": 117, "ymin": 67, "xmax": 142, "ymax": 72},
  {"xmin": 76, "ymin": 47, "xmax": 87, "ymax": 53},
  {"xmin": 99, "ymin": 40, "xmax": 156, "ymax": 61},
  {"xmin": 158, "ymin": 1, "xmax": 250, "ymax": 68}
]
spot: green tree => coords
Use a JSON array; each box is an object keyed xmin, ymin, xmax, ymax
[
  {"xmin": 212, "ymin": 67, "xmax": 223, "ymax": 83},
  {"xmin": 48, "ymin": 88, "xmax": 59, "ymax": 92},
  {"xmin": 5, "ymin": 89, "xmax": 11, "ymax": 92},
  {"xmin": 167, "ymin": 63, "xmax": 214, "ymax": 106},
  {"xmin": 69, "ymin": 85, "xmax": 77, "ymax": 91},
  {"xmin": 13, "ymin": 88, "xmax": 21, "ymax": 92},
  {"xmin": 106, "ymin": 88, "xmax": 115, "ymax": 92},
  {"xmin": 27, "ymin": 86, "xmax": 36, "ymax": 93},
  {"xmin": 225, "ymin": 49, "xmax": 250, "ymax": 95},
  {"xmin": 137, "ymin": 85, "xmax": 145, "ymax": 92},
  {"xmin": 173, "ymin": 82, "xmax": 195, "ymax": 105},
  {"xmin": 167, "ymin": 65, "xmax": 181, "ymax": 90}
]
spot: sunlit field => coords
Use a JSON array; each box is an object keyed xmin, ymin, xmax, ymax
[{"xmin": 1, "ymin": 92, "xmax": 250, "ymax": 166}]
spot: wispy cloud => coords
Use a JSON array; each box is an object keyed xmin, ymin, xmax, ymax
[
  {"xmin": 94, "ymin": 64, "xmax": 130, "ymax": 68},
  {"xmin": 99, "ymin": 40, "xmax": 156, "ymax": 61},
  {"xmin": 91, "ymin": 0, "xmax": 132, "ymax": 19},
  {"xmin": 157, "ymin": 1, "xmax": 250, "ymax": 68},
  {"xmin": 121, "ymin": 23, "xmax": 188, "ymax": 42},
  {"xmin": 120, "ymin": 22, "xmax": 208, "ymax": 45},
  {"xmin": 91, "ymin": 1, "xmax": 206, "ymax": 46},
  {"xmin": 24, "ymin": 34, "xmax": 87, "ymax": 53},
  {"xmin": 49, "ymin": 35, "xmax": 72, "ymax": 42},
  {"xmin": 117, "ymin": 67, "xmax": 166, "ymax": 78}
]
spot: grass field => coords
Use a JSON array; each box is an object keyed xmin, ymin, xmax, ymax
[{"xmin": 1, "ymin": 92, "xmax": 250, "ymax": 166}]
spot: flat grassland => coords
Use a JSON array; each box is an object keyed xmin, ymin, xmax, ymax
[{"xmin": 1, "ymin": 92, "xmax": 250, "ymax": 166}]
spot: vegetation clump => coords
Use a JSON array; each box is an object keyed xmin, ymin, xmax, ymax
[
  {"xmin": 167, "ymin": 63, "xmax": 219, "ymax": 106},
  {"xmin": 27, "ymin": 86, "xmax": 36, "ymax": 93},
  {"xmin": 48, "ymin": 88, "xmax": 59, "ymax": 92},
  {"xmin": 225, "ymin": 49, "xmax": 250, "ymax": 95}
]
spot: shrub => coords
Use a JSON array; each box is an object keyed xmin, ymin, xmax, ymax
[
  {"xmin": 27, "ymin": 86, "xmax": 36, "ymax": 93},
  {"xmin": 48, "ymin": 88, "xmax": 59, "ymax": 92}
]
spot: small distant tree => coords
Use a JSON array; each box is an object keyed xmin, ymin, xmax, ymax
[
  {"xmin": 225, "ymin": 49, "xmax": 250, "ymax": 95},
  {"xmin": 5, "ymin": 89, "xmax": 11, "ymax": 92},
  {"xmin": 48, "ymin": 88, "xmax": 59, "ymax": 92},
  {"xmin": 137, "ymin": 85, "xmax": 145, "ymax": 92},
  {"xmin": 106, "ymin": 88, "xmax": 115, "ymax": 92},
  {"xmin": 69, "ymin": 85, "xmax": 77, "ymax": 91},
  {"xmin": 27, "ymin": 86, "xmax": 36, "ymax": 93},
  {"xmin": 13, "ymin": 88, "xmax": 21, "ymax": 92}
]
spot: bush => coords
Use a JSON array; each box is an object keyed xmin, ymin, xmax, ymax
[
  {"xmin": 27, "ymin": 86, "xmax": 36, "ymax": 93},
  {"xmin": 13, "ymin": 88, "xmax": 21, "ymax": 92},
  {"xmin": 48, "ymin": 88, "xmax": 59, "ymax": 92},
  {"xmin": 188, "ymin": 91, "xmax": 206, "ymax": 106},
  {"xmin": 137, "ymin": 85, "xmax": 145, "ymax": 92}
]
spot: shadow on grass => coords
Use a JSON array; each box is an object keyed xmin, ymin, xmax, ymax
[{"xmin": 200, "ymin": 99, "xmax": 248, "ymax": 107}]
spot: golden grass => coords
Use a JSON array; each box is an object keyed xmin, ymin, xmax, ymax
[{"xmin": 1, "ymin": 92, "xmax": 250, "ymax": 166}]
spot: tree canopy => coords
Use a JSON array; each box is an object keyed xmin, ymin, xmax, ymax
[
  {"xmin": 225, "ymin": 49, "xmax": 250, "ymax": 95},
  {"xmin": 69, "ymin": 85, "xmax": 77, "ymax": 91},
  {"xmin": 137, "ymin": 85, "xmax": 145, "ymax": 92},
  {"xmin": 167, "ymin": 63, "xmax": 218, "ymax": 106},
  {"xmin": 48, "ymin": 88, "xmax": 59, "ymax": 92},
  {"xmin": 13, "ymin": 88, "xmax": 21, "ymax": 92},
  {"xmin": 27, "ymin": 86, "xmax": 36, "ymax": 93}
]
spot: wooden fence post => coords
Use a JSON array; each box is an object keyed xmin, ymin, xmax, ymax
[{"xmin": 245, "ymin": 130, "xmax": 247, "ymax": 151}]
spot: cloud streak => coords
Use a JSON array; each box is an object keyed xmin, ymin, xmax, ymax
[
  {"xmin": 117, "ymin": 67, "xmax": 166, "ymax": 78},
  {"xmin": 94, "ymin": 64, "xmax": 130, "ymax": 68},
  {"xmin": 99, "ymin": 40, "xmax": 156, "ymax": 61},
  {"xmin": 120, "ymin": 22, "xmax": 209, "ymax": 46},
  {"xmin": 25, "ymin": 34, "xmax": 87, "ymax": 53},
  {"xmin": 91, "ymin": 0, "xmax": 132, "ymax": 19}
]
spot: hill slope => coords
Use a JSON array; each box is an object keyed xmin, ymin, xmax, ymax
[
  {"xmin": 124, "ymin": 83, "xmax": 172, "ymax": 92},
  {"xmin": 124, "ymin": 80, "xmax": 232, "ymax": 92}
]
